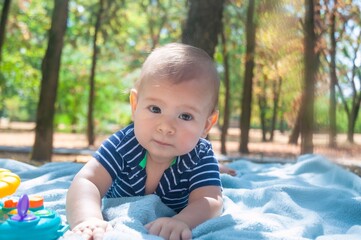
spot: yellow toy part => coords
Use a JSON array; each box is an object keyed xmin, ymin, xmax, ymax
[{"xmin": 0, "ymin": 168, "xmax": 21, "ymax": 198}]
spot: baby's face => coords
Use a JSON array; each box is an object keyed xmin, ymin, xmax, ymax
[{"xmin": 131, "ymin": 78, "xmax": 218, "ymax": 163}]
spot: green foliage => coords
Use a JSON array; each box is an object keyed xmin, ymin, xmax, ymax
[
  {"xmin": 0, "ymin": 0, "xmax": 186, "ymax": 134},
  {"xmin": 0, "ymin": 0, "xmax": 50, "ymax": 120},
  {"xmin": 314, "ymin": 96, "xmax": 330, "ymax": 132},
  {"xmin": 314, "ymin": 96, "xmax": 361, "ymax": 134}
]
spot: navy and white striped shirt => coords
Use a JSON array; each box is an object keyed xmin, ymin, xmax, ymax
[{"xmin": 93, "ymin": 124, "xmax": 222, "ymax": 212}]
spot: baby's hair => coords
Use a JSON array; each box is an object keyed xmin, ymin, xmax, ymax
[{"xmin": 135, "ymin": 43, "xmax": 220, "ymax": 112}]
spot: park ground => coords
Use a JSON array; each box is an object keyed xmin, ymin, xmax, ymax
[{"xmin": 0, "ymin": 121, "xmax": 360, "ymax": 175}]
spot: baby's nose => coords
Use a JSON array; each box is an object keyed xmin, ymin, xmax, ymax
[{"xmin": 157, "ymin": 119, "xmax": 175, "ymax": 135}]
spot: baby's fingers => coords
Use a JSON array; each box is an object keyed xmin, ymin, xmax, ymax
[
  {"xmin": 71, "ymin": 219, "xmax": 112, "ymax": 240},
  {"xmin": 72, "ymin": 227, "xmax": 93, "ymax": 240},
  {"xmin": 180, "ymin": 228, "xmax": 192, "ymax": 240},
  {"xmin": 144, "ymin": 221, "xmax": 153, "ymax": 230},
  {"xmin": 146, "ymin": 221, "xmax": 162, "ymax": 236},
  {"xmin": 92, "ymin": 226, "xmax": 107, "ymax": 240}
]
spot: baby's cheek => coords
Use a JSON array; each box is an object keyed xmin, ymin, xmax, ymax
[{"xmin": 178, "ymin": 134, "xmax": 200, "ymax": 153}]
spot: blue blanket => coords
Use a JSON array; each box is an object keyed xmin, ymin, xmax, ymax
[{"xmin": 1, "ymin": 154, "xmax": 361, "ymax": 239}]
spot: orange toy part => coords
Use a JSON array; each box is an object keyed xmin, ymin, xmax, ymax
[
  {"xmin": 0, "ymin": 168, "xmax": 21, "ymax": 198},
  {"xmin": 3, "ymin": 199, "xmax": 18, "ymax": 208},
  {"xmin": 3, "ymin": 195, "xmax": 44, "ymax": 209},
  {"xmin": 29, "ymin": 196, "xmax": 44, "ymax": 208}
]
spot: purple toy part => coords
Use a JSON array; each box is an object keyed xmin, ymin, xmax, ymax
[
  {"xmin": 11, "ymin": 194, "xmax": 37, "ymax": 221},
  {"xmin": 17, "ymin": 194, "xmax": 29, "ymax": 218}
]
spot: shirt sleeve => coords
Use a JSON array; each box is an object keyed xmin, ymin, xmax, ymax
[{"xmin": 93, "ymin": 131, "xmax": 124, "ymax": 180}]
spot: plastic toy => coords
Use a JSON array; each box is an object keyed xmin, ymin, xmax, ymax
[
  {"xmin": 0, "ymin": 169, "xmax": 69, "ymax": 239},
  {"xmin": 0, "ymin": 194, "xmax": 69, "ymax": 240},
  {"xmin": 0, "ymin": 168, "xmax": 21, "ymax": 198},
  {"xmin": 2, "ymin": 195, "xmax": 45, "ymax": 213}
]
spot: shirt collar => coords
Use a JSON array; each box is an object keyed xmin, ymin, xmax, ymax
[{"xmin": 139, "ymin": 153, "xmax": 177, "ymax": 169}]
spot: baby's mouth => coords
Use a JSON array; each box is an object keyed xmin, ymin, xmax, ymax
[{"xmin": 153, "ymin": 139, "xmax": 172, "ymax": 147}]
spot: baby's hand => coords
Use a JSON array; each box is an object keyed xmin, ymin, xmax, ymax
[
  {"xmin": 145, "ymin": 217, "xmax": 192, "ymax": 240},
  {"xmin": 70, "ymin": 217, "xmax": 113, "ymax": 240}
]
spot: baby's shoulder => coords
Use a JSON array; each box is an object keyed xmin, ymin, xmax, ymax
[
  {"xmin": 195, "ymin": 138, "xmax": 214, "ymax": 154},
  {"xmin": 108, "ymin": 124, "xmax": 135, "ymax": 145}
]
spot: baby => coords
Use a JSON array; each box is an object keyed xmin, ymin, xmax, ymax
[{"xmin": 66, "ymin": 43, "xmax": 224, "ymax": 240}]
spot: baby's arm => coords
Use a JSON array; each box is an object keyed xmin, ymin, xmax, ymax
[
  {"xmin": 146, "ymin": 186, "xmax": 223, "ymax": 240},
  {"xmin": 66, "ymin": 158, "xmax": 113, "ymax": 240}
]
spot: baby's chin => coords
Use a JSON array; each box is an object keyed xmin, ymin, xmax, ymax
[{"xmin": 137, "ymin": 136, "xmax": 198, "ymax": 158}]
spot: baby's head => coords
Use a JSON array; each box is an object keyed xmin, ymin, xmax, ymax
[
  {"xmin": 135, "ymin": 43, "xmax": 220, "ymax": 113},
  {"xmin": 131, "ymin": 43, "xmax": 220, "ymax": 159}
]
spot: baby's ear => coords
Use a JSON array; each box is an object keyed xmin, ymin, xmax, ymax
[
  {"xmin": 202, "ymin": 110, "xmax": 219, "ymax": 138},
  {"xmin": 129, "ymin": 89, "xmax": 138, "ymax": 119}
]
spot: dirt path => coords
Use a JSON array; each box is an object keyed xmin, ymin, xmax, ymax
[{"xmin": 0, "ymin": 122, "xmax": 360, "ymax": 174}]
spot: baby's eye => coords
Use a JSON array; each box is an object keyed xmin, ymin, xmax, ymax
[
  {"xmin": 148, "ymin": 105, "xmax": 161, "ymax": 114},
  {"xmin": 179, "ymin": 113, "xmax": 193, "ymax": 121}
]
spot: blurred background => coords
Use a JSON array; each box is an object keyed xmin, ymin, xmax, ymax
[{"xmin": 0, "ymin": 0, "xmax": 360, "ymax": 167}]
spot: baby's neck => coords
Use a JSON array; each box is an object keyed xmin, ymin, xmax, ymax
[{"xmin": 146, "ymin": 153, "xmax": 174, "ymax": 169}]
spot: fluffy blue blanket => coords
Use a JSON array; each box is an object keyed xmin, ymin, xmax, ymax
[{"xmin": 1, "ymin": 154, "xmax": 360, "ymax": 239}]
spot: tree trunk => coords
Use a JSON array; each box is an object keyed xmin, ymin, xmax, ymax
[
  {"xmin": 347, "ymin": 93, "xmax": 361, "ymax": 143},
  {"xmin": 347, "ymin": 112, "xmax": 355, "ymax": 143},
  {"xmin": 289, "ymin": 104, "xmax": 301, "ymax": 144},
  {"xmin": 182, "ymin": 0, "xmax": 224, "ymax": 58},
  {"xmin": 258, "ymin": 95, "xmax": 267, "ymax": 142},
  {"xmin": 220, "ymin": 27, "xmax": 231, "ymax": 155},
  {"xmin": 289, "ymin": 124, "xmax": 301, "ymax": 144},
  {"xmin": 87, "ymin": 0, "xmax": 104, "ymax": 146},
  {"xmin": 257, "ymin": 77, "xmax": 267, "ymax": 142},
  {"xmin": 31, "ymin": 0, "xmax": 69, "ymax": 161},
  {"xmin": 300, "ymin": 0, "xmax": 319, "ymax": 154},
  {"xmin": 240, "ymin": 0, "xmax": 256, "ymax": 153},
  {"xmin": 347, "ymin": 37, "xmax": 361, "ymax": 143},
  {"xmin": 270, "ymin": 76, "xmax": 282, "ymax": 141},
  {"xmin": 279, "ymin": 103, "xmax": 286, "ymax": 134},
  {"xmin": 328, "ymin": 0, "xmax": 338, "ymax": 147},
  {"xmin": 336, "ymin": 32, "xmax": 361, "ymax": 144},
  {"xmin": 0, "ymin": 0, "xmax": 11, "ymax": 62}
]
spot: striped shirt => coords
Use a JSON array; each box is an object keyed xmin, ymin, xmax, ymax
[{"xmin": 93, "ymin": 123, "xmax": 222, "ymax": 212}]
